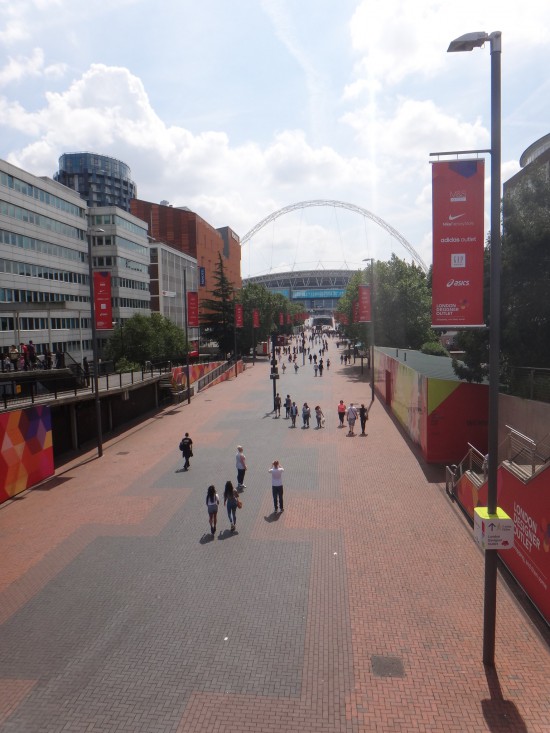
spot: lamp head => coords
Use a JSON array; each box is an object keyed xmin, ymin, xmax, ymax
[{"xmin": 447, "ymin": 32, "xmax": 488, "ymax": 53}]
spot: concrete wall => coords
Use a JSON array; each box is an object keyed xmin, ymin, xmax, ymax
[{"xmin": 499, "ymin": 393, "xmax": 550, "ymax": 448}]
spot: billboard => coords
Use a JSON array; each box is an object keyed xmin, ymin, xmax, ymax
[
  {"xmin": 357, "ymin": 285, "xmax": 371, "ymax": 322},
  {"xmin": 187, "ymin": 291, "xmax": 199, "ymax": 328},
  {"xmin": 432, "ymin": 159, "xmax": 485, "ymax": 327},
  {"xmin": 93, "ymin": 271, "xmax": 113, "ymax": 330}
]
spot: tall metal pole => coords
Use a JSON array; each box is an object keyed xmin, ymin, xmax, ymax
[
  {"xmin": 183, "ymin": 269, "xmax": 191, "ymax": 404},
  {"xmin": 87, "ymin": 230, "xmax": 103, "ymax": 458},
  {"xmin": 483, "ymin": 31, "xmax": 502, "ymax": 668},
  {"xmin": 370, "ymin": 259, "xmax": 375, "ymax": 403},
  {"xmin": 233, "ymin": 290, "xmax": 238, "ymax": 378}
]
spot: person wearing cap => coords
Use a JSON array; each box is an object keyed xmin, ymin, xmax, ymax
[{"xmin": 236, "ymin": 445, "xmax": 247, "ymax": 489}]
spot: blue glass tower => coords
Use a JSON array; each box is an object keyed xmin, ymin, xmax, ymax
[{"xmin": 54, "ymin": 152, "xmax": 137, "ymax": 212}]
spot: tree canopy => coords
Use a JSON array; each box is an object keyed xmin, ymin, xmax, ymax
[{"xmin": 104, "ymin": 312, "xmax": 187, "ymax": 367}]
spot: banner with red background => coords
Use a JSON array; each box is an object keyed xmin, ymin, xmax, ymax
[
  {"xmin": 357, "ymin": 285, "xmax": 371, "ymax": 322},
  {"xmin": 432, "ymin": 159, "xmax": 485, "ymax": 327},
  {"xmin": 187, "ymin": 291, "xmax": 199, "ymax": 328},
  {"xmin": 253, "ymin": 309, "xmax": 260, "ymax": 328},
  {"xmin": 93, "ymin": 272, "xmax": 113, "ymax": 329},
  {"xmin": 235, "ymin": 303, "xmax": 243, "ymax": 328}
]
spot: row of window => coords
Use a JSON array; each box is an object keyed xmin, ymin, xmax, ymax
[
  {"xmin": 93, "ymin": 234, "xmax": 148, "ymax": 257},
  {"xmin": 0, "ymin": 227, "xmax": 86, "ymax": 263},
  {"xmin": 0, "ymin": 199, "xmax": 84, "ymax": 241},
  {"xmin": 0, "ymin": 171, "xmax": 85, "ymax": 218},
  {"xmin": 0, "ymin": 257, "xmax": 88, "ymax": 285},
  {"xmin": 113, "ymin": 297, "xmax": 150, "ymax": 309},
  {"xmin": 92, "ymin": 255, "xmax": 148, "ymax": 274},
  {"xmin": 0, "ymin": 287, "xmax": 88, "ymax": 304},
  {"xmin": 111, "ymin": 276, "xmax": 149, "ymax": 291},
  {"xmin": 1, "ymin": 316, "xmax": 90, "ymax": 331}
]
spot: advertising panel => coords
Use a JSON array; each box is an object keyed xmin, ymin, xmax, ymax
[
  {"xmin": 432, "ymin": 159, "xmax": 485, "ymax": 327},
  {"xmin": 93, "ymin": 271, "xmax": 113, "ymax": 330},
  {"xmin": 187, "ymin": 291, "xmax": 199, "ymax": 328},
  {"xmin": 253, "ymin": 309, "xmax": 260, "ymax": 329},
  {"xmin": 357, "ymin": 285, "xmax": 372, "ymax": 322},
  {"xmin": 235, "ymin": 303, "xmax": 243, "ymax": 328}
]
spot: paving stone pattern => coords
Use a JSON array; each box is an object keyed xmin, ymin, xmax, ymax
[{"xmin": 0, "ymin": 344, "xmax": 548, "ymax": 733}]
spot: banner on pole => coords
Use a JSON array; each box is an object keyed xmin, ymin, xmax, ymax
[
  {"xmin": 432, "ymin": 159, "xmax": 485, "ymax": 327},
  {"xmin": 93, "ymin": 271, "xmax": 112, "ymax": 330},
  {"xmin": 357, "ymin": 285, "xmax": 372, "ymax": 322},
  {"xmin": 353, "ymin": 300, "xmax": 359, "ymax": 324},
  {"xmin": 235, "ymin": 303, "xmax": 243, "ymax": 328},
  {"xmin": 253, "ymin": 309, "xmax": 260, "ymax": 329},
  {"xmin": 279, "ymin": 312, "xmax": 284, "ymax": 326},
  {"xmin": 187, "ymin": 291, "xmax": 199, "ymax": 328}
]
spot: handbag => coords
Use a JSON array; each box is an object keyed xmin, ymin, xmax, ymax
[{"xmin": 237, "ymin": 498, "xmax": 243, "ymax": 509}]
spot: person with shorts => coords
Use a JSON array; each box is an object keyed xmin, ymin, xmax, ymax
[
  {"xmin": 206, "ymin": 485, "xmax": 219, "ymax": 535},
  {"xmin": 347, "ymin": 402, "xmax": 358, "ymax": 436}
]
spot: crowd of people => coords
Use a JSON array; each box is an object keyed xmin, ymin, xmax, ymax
[
  {"xmin": 180, "ymin": 329, "xmax": 371, "ymax": 538},
  {"xmin": 2, "ymin": 342, "xmax": 66, "ymax": 371}
]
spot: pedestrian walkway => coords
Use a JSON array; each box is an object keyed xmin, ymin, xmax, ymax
[{"xmin": 0, "ymin": 345, "xmax": 548, "ymax": 733}]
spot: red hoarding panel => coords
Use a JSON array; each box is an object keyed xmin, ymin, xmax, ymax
[
  {"xmin": 253, "ymin": 309, "xmax": 260, "ymax": 328},
  {"xmin": 357, "ymin": 285, "xmax": 371, "ymax": 322},
  {"xmin": 432, "ymin": 160, "xmax": 485, "ymax": 326},
  {"xmin": 235, "ymin": 303, "xmax": 243, "ymax": 328},
  {"xmin": 93, "ymin": 271, "xmax": 113, "ymax": 330},
  {"xmin": 187, "ymin": 291, "xmax": 199, "ymax": 328}
]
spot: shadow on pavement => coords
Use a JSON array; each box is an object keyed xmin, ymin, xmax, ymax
[
  {"xmin": 218, "ymin": 529, "xmax": 239, "ymax": 540},
  {"xmin": 264, "ymin": 512, "xmax": 281, "ymax": 523},
  {"xmin": 199, "ymin": 533, "xmax": 215, "ymax": 544},
  {"xmin": 481, "ymin": 667, "xmax": 528, "ymax": 733}
]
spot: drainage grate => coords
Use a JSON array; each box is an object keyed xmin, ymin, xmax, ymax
[{"xmin": 370, "ymin": 655, "xmax": 405, "ymax": 678}]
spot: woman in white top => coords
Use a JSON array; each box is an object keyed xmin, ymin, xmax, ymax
[{"xmin": 206, "ymin": 485, "xmax": 219, "ymax": 535}]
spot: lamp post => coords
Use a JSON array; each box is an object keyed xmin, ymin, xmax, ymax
[
  {"xmin": 362, "ymin": 258, "xmax": 376, "ymax": 403},
  {"xmin": 448, "ymin": 31, "xmax": 501, "ymax": 667},
  {"xmin": 87, "ymin": 226, "xmax": 105, "ymax": 458}
]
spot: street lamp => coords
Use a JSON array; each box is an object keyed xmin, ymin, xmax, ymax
[
  {"xmin": 448, "ymin": 31, "xmax": 501, "ymax": 667},
  {"xmin": 362, "ymin": 258, "xmax": 376, "ymax": 403},
  {"xmin": 87, "ymin": 226, "xmax": 105, "ymax": 458}
]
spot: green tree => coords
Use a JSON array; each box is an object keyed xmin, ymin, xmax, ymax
[
  {"xmin": 200, "ymin": 253, "xmax": 237, "ymax": 355},
  {"xmin": 337, "ymin": 257, "xmax": 434, "ymax": 350},
  {"xmin": 104, "ymin": 312, "xmax": 186, "ymax": 366}
]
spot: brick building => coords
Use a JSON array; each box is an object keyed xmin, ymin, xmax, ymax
[{"xmin": 130, "ymin": 200, "xmax": 241, "ymax": 309}]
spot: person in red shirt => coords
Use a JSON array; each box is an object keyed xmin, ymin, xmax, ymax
[{"xmin": 337, "ymin": 400, "xmax": 346, "ymax": 428}]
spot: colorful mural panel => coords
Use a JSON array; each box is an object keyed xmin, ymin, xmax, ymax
[{"xmin": 0, "ymin": 405, "xmax": 54, "ymax": 504}]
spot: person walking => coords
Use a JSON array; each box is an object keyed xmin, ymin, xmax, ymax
[
  {"xmin": 302, "ymin": 402, "xmax": 311, "ymax": 428},
  {"xmin": 313, "ymin": 362, "xmax": 318, "ymax": 377},
  {"xmin": 337, "ymin": 400, "xmax": 347, "ymax": 428},
  {"xmin": 282, "ymin": 362, "xmax": 286, "ymax": 374},
  {"xmin": 274, "ymin": 393, "xmax": 282, "ymax": 417},
  {"xmin": 206, "ymin": 485, "xmax": 220, "ymax": 535},
  {"xmin": 224, "ymin": 480, "xmax": 239, "ymax": 531},
  {"xmin": 179, "ymin": 432, "xmax": 193, "ymax": 471},
  {"xmin": 347, "ymin": 402, "xmax": 358, "ymax": 436},
  {"xmin": 290, "ymin": 401, "xmax": 298, "ymax": 427},
  {"xmin": 284, "ymin": 394, "xmax": 292, "ymax": 419},
  {"xmin": 326, "ymin": 358, "xmax": 330, "ymax": 370},
  {"xmin": 315, "ymin": 405, "xmax": 325, "ymax": 429},
  {"xmin": 294, "ymin": 362, "xmax": 299, "ymax": 373},
  {"xmin": 236, "ymin": 445, "xmax": 247, "ymax": 489},
  {"xmin": 318, "ymin": 360, "xmax": 323, "ymax": 377},
  {"xmin": 269, "ymin": 460, "xmax": 285, "ymax": 513},
  {"xmin": 359, "ymin": 403, "xmax": 369, "ymax": 435}
]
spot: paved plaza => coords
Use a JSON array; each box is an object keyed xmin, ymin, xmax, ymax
[{"xmin": 0, "ymin": 346, "xmax": 548, "ymax": 733}]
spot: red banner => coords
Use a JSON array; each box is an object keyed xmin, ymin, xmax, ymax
[
  {"xmin": 253, "ymin": 309, "xmax": 260, "ymax": 329},
  {"xmin": 235, "ymin": 303, "xmax": 243, "ymax": 328},
  {"xmin": 357, "ymin": 285, "xmax": 371, "ymax": 322},
  {"xmin": 286, "ymin": 314, "xmax": 291, "ymax": 325},
  {"xmin": 353, "ymin": 300, "xmax": 359, "ymax": 324},
  {"xmin": 93, "ymin": 271, "xmax": 112, "ymax": 330},
  {"xmin": 187, "ymin": 291, "xmax": 199, "ymax": 328},
  {"xmin": 432, "ymin": 159, "xmax": 485, "ymax": 327},
  {"xmin": 279, "ymin": 312, "xmax": 284, "ymax": 326}
]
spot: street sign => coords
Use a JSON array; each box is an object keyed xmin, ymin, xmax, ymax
[
  {"xmin": 270, "ymin": 374, "xmax": 279, "ymax": 380},
  {"xmin": 474, "ymin": 507, "xmax": 514, "ymax": 550}
]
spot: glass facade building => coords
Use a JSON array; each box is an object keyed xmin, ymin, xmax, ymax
[{"xmin": 54, "ymin": 153, "xmax": 137, "ymax": 212}]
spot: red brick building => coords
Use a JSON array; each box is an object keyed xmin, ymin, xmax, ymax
[{"xmin": 130, "ymin": 200, "xmax": 241, "ymax": 308}]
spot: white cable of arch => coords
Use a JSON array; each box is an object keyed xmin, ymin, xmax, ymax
[{"xmin": 240, "ymin": 199, "xmax": 428, "ymax": 274}]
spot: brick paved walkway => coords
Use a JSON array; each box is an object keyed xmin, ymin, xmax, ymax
[{"xmin": 0, "ymin": 344, "xmax": 548, "ymax": 733}]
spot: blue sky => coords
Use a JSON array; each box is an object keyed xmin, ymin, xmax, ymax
[{"xmin": 1, "ymin": 0, "xmax": 550, "ymax": 278}]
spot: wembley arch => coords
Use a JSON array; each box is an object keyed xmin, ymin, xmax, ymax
[{"xmin": 240, "ymin": 199, "xmax": 428, "ymax": 274}]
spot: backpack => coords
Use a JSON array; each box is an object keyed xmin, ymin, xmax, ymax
[{"xmin": 179, "ymin": 439, "xmax": 185, "ymax": 451}]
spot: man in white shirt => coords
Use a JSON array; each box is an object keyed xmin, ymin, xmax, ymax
[
  {"xmin": 269, "ymin": 460, "xmax": 285, "ymax": 513},
  {"xmin": 236, "ymin": 445, "xmax": 247, "ymax": 489}
]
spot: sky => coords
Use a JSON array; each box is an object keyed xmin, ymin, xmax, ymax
[{"xmin": 1, "ymin": 0, "xmax": 550, "ymax": 279}]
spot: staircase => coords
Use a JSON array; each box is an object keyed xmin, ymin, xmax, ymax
[{"xmin": 501, "ymin": 426, "xmax": 550, "ymax": 483}]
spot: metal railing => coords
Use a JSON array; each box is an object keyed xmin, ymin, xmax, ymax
[
  {"xmin": 445, "ymin": 442, "xmax": 487, "ymax": 500},
  {"xmin": 197, "ymin": 361, "xmax": 234, "ymax": 392},
  {"xmin": 509, "ymin": 366, "xmax": 550, "ymax": 402},
  {"xmin": 502, "ymin": 425, "xmax": 550, "ymax": 480}
]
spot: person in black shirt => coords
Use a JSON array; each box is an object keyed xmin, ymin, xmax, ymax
[{"xmin": 180, "ymin": 432, "xmax": 193, "ymax": 471}]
